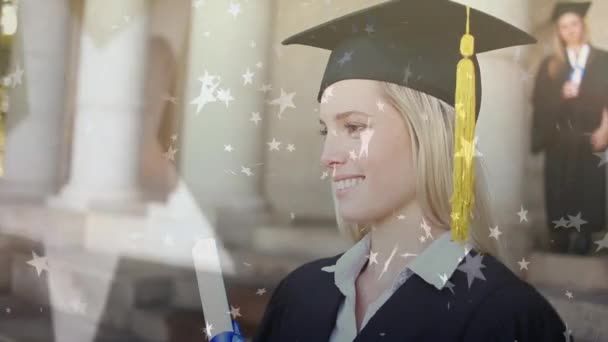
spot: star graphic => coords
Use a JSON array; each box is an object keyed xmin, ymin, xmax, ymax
[
  {"xmin": 163, "ymin": 145, "xmax": 178, "ymax": 161},
  {"xmin": 11, "ymin": 64, "xmax": 24, "ymax": 87},
  {"xmin": 267, "ymin": 138, "xmax": 281, "ymax": 151},
  {"xmin": 420, "ymin": 219, "xmax": 433, "ymax": 239},
  {"xmin": 256, "ymin": 62, "xmax": 264, "ymax": 69},
  {"xmin": 256, "ymin": 288, "xmax": 267, "ymax": 296},
  {"xmin": 367, "ymin": 251, "xmax": 378, "ymax": 265},
  {"xmin": 439, "ymin": 273, "xmax": 449, "ymax": 286},
  {"xmin": 456, "ymin": 254, "xmax": 486, "ymax": 288},
  {"xmin": 552, "ymin": 217, "xmax": 569, "ymax": 229},
  {"xmin": 593, "ymin": 233, "xmax": 608, "ymax": 252},
  {"xmin": 250, "ymin": 112, "xmax": 262, "ymax": 125},
  {"xmin": 286, "ymin": 144, "xmax": 296, "ymax": 152},
  {"xmin": 321, "ymin": 171, "xmax": 329, "ymax": 180},
  {"xmin": 567, "ymin": 212, "xmax": 587, "ymax": 232},
  {"xmin": 419, "ymin": 236, "xmax": 427, "ymax": 243},
  {"xmin": 26, "ymin": 251, "xmax": 49, "ymax": 277},
  {"xmin": 376, "ymin": 100, "xmax": 385, "ymax": 112},
  {"xmin": 224, "ymin": 144, "xmax": 234, "ymax": 152},
  {"xmin": 241, "ymin": 166, "xmax": 253, "ymax": 177},
  {"xmin": 517, "ymin": 206, "xmax": 528, "ymax": 223},
  {"xmin": 204, "ymin": 321, "xmax": 214, "ymax": 339},
  {"xmin": 228, "ymin": 2, "xmax": 241, "ymax": 18},
  {"xmin": 403, "ymin": 63, "xmax": 413, "ymax": 84},
  {"xmin": 444, "ymin": 280, "xmax": 456, "ymax": 295},
  {"xmin": 565, "ymin": 290, "xmax": 574, "ymax": 300},
  {"xmin": 400, "ymin": 252, "xmax": 417, "ymax": 259},
  {"xmin": 337, "ymin": 51, "xmax": 354, "ymax": 66},
  {"xmin": 593, "ymin": 150, "xmax": 608, "ymax": 167},
  {"xmin": 454, "ymin": 137, "xmax": 476, "ymax": 167},
  {"xmin": 349, "ymin": 150, "xmax": 358, "ymax": 160},
  {"xmin": 364, "ymin": 23, "xmax": 375, "ymax": 34},
  {"xmin": 378, "ymin": 245, "xmax": 398, "ymax": 280},
  {"xmin": 269, "ymin": 89, "xmax": 296, "ymax": 118},
  {"xmin": 228, "ymin": 305, "xmax": 242, "ymax": 319},
  {"xmin": 489, "ymin": 226, "xmax": 502, "ymax": 240},
  {"xmin": 170, "ymin": 134, "xmax": 178, "ymax": 142},
  {"xmin": 563, "ymin": 326, "xmax": 572, "ymax": 341},
  {"xmin": 68, "ymin": 297, "xmax": 87, "ymax": 315},
  {"xmin": 518, "ymin": 257, "xmax": 530, "ymax": 270},
  {"xmin": 259, "ymin": 83, "xmax": 272, "ymax": 93},
  {"xmin": 217, "ymin": 88, "xmax": 234, "ymax": 107},
  {"xmin": 242, "ymin": 68, "xmax": 254, "ymax": 85},
  {"xmin": 163, "ymin": 94, "xmax": 178, "ymax": 104},
  {"xmin": 397, "ymin": 214, "xmax": 406, "ymax": 220},
  {"xmin": 190, "ymin": 71, "xmax": 221, "ymax": 113}
]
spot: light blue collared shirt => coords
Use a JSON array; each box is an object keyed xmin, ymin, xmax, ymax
[{"xmin": 321, "ymin": 230, "xmax": 472, "ymax": 342}]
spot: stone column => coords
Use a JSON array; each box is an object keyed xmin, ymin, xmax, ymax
[
  {"xmin": 52, "ymin": 0, "xmax": 149, "ymax": 211},
  {"xmin": 0, "ymin": 0, "xmax": 70, "ymax": 200},
  {"xmin": 180, "ymin": 1, "xmax": 272, "ymax": 227}
]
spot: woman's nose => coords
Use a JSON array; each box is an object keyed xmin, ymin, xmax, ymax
[{"xmin": 320, "ymin": 135, "xmax": 348, "ymax": 169}]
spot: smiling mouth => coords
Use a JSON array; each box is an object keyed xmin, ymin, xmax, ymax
[{"xmin": 334, "ymin": 177, "xmax": 365, "ymax": 194}]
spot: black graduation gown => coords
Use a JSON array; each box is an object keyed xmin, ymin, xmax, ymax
[
  {"xmin": 531, "ymin": 46, "xmax": 608, "ymax": 233},
  {"xmin": 252, "ymin": 250, "xmax": 571, "ymax": 342}
]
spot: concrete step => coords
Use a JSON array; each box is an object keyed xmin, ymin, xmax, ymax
[
  {"xmin": 10, "ymin": 248, "xmax": 193, "ymax": 331},
  {"xmin": 538, "ymin": 287, "xmax": 608, "ymax": 342},
  {"xmin": 527, "ymin": 252, "xmax": 608, "ymax": 293},
  {"xmin": 251, "ymin": 224, "xmax": 350, "ymax": 260},
  {"xmin": 0, "ymin": 295, "xmax": 145, "ymax": 342}
]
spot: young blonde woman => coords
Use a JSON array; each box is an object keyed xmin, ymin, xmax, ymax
[
  {"xmin": 253, "ymin": 1, "xmax": 571, "ymax": 341},
  {"xmin": 531, "ymin": 1, "xmax": 608, "ymax": 255}
]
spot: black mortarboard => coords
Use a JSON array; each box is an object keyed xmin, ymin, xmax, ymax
[
  {"xmin": 281, "ymin": 0, "xmax": 535, "ymax": 244},
  {"xmin": 551, "ymin": 1, "xmax": 592, "ymax": 22},
  {"xmin": 281, "ymin": 0, "xmax": 536, "ymax": 119}
]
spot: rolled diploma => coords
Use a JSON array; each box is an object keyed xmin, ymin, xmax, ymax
[{"xmin": 192, "ymin": 238, "xmax": 233, "ymax": 337}]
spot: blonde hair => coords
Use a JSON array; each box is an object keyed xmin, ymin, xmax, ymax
[
  {"xmin": 333, "ymin": 83, "xmax": 500, "ymax": 259},
  {"xmin": 548, "ymin": 14, "xmax": 591, "ymax": 79}
]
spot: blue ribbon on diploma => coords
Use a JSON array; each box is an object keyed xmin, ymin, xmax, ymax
[{"xmin": 210, "ymin": 319, "xmax": 245, "ymax": 342}]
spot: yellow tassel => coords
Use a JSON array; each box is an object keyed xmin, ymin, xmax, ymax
[{"xmin": 450, "ymin": 6, "xmax": 476, "ymax": 244}]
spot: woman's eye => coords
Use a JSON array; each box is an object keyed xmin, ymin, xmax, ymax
[
  {"xmin": 346, "ymin": 124, "xmax": 366, "ymax": 134},
  {"xmin": 319, "ymin": 127, "xmax": 328, "ymax": 136}
]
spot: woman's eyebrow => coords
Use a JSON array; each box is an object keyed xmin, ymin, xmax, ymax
[{"xmin": 319, "ymin": 111, "xmax": 371, "ymax": 124}]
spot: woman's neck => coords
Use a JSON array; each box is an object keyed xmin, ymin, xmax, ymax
[
  {"xmin": 362, "ymin": 201, "xmax": 449, "ymax": 283},
  {"xmin": 567, "ymin": 43, "xmax": 587, "ymax": 53}
]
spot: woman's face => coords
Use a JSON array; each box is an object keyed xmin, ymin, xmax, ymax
[
  {"xmin": 557, "ymin": 12, "xmax": 585, "ymax": 47},
  {"xmin": 319, "ymin": 79, "xmax": 417, "ymax": 224}
]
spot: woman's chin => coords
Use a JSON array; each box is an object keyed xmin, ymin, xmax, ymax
[{"xmin": 338, "ymin": 209, "xmax": 373, "ymax": 225}]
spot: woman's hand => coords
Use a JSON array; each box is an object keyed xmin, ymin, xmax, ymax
[
  {"xmin": 590, "ymin": 108, "xmax": 608, "ymax": 152},
  {"xmin": 562, "ymin": 81, "xmax": 580, "ymax": 99}
]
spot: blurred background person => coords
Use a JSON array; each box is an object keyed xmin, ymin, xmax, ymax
[{"xmin": 531, "ymin": 1, "xmax": 608, "ymax": 255}]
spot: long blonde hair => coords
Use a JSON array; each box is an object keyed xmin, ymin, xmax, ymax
[
  {"xmin": 333, "ymin": 83, "xmax": 500, "ymax": 259},
  {"xmin": 548, "ymin": 14, "xmax": 591, "ymax": 79}
]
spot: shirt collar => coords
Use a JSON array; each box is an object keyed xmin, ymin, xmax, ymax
[
  {"xmin": 322, "ymin": 230, "xmax": 472, "ymax": 293},
  {"xmin": 567, "ymin": 44, "xmax": 591, "ymax": 68}
]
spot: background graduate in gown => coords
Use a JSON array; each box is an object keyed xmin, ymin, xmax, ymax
[
  {"xmin": 253, "ymin": 0, "xmax": 572, "ymax": 341},
  {"xmin": 531, "ymin": 1, "xmax": 608, "ymax": 255}
]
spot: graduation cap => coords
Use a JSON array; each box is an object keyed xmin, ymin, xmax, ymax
[
  {"xmin": 282, "ymin": 0, "xmax": 536, "ymax": 243},
  {"xmin": 551, "ymin": 1, "xmax": 592, "ymax": 22}
]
